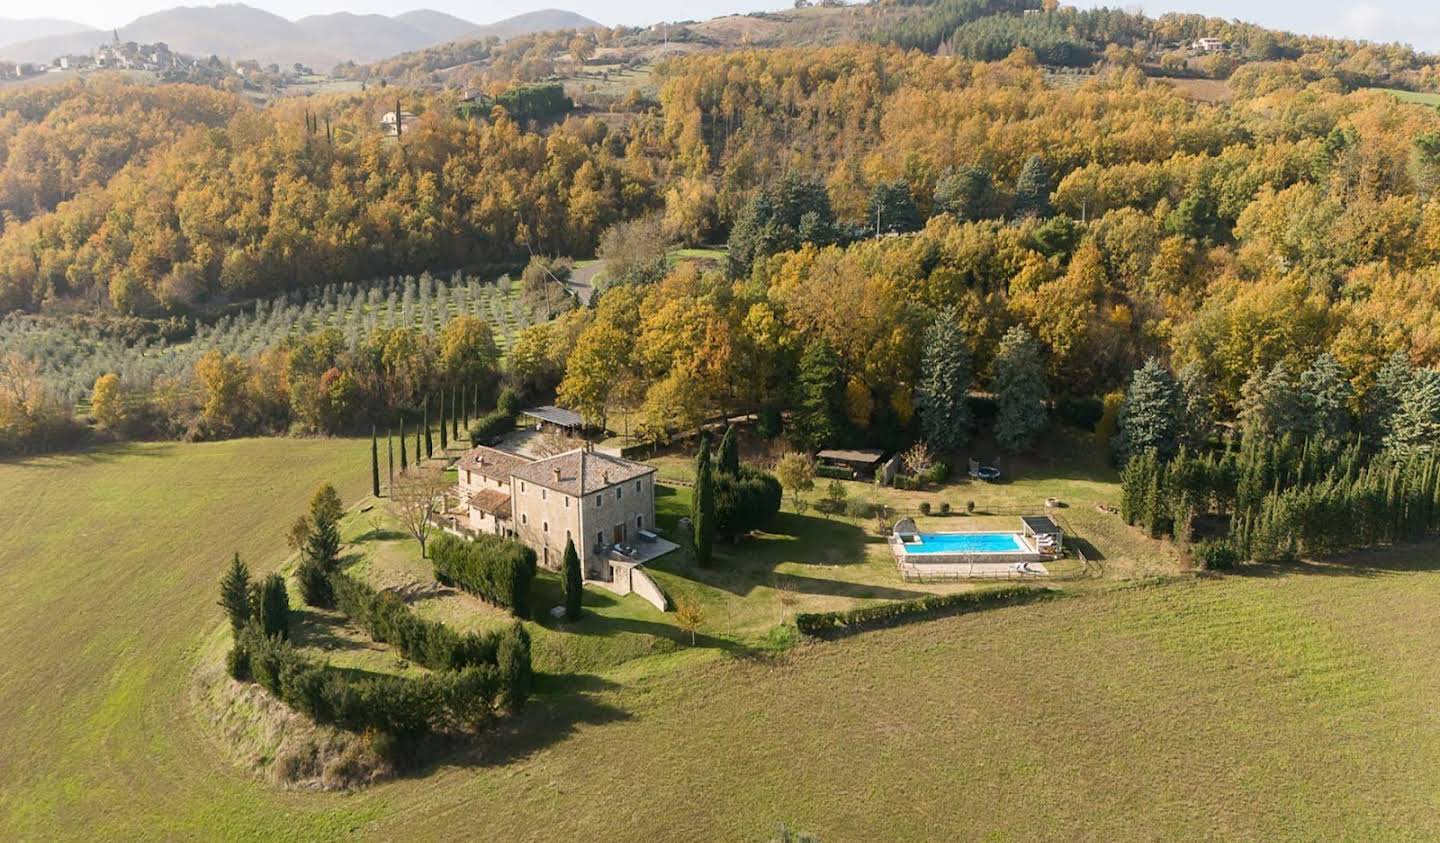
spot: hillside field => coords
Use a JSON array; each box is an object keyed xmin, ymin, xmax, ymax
[{"xmin": 3, "ymin": 439, "xmax": 1440, "ymax": 838}]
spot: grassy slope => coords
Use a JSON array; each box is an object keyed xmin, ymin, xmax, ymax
[
  {"xmin": 4, "ymin": 438, "xmax": 1440, "ymax": 838},
  {"xmin": 0, "ymin": 439, "xmax": 377, "ymax": 839}
]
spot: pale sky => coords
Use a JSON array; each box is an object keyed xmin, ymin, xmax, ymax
[{"xmin": 9, "ymin": 0, "xmax": 1440, "ymax": 53}]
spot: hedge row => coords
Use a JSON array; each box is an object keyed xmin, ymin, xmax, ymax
[
  {"xmin": 328, "ymin": 572, "xmax": 532, "ymax": 710},
  {"xmin": 231, "ymin": 626, "xmax": 508, "ymax": 737},
  {"xmin": 430, "ymin": 533, "xmax": 537, "ymax": 618},
  {"xmin": 795, "ymin": 585, "xmax": 1058, "ymax": 638},
  {"xmin": 816, "ymin": 465, "xmax": 852, "ymax": 480},
  {"xmin": 468, "ymin": 411, "xmax": 514, "ymax": 444}
]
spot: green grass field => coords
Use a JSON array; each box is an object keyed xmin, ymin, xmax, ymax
[
  {"xmin": 1373, "ymin": 87, "xmax": 1440, "ymax": 107},
  {"xmin": 4, "ymin": 437, "xmax": 1440, "ymax": 838}
]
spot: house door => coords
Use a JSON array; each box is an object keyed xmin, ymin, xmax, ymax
[
  {"xmin": 613, "ymin": 523, "xmax": 626, "ymax": 544},
  {"xmin": 543, "ymin": 547, "xmax": 550, "ymax": 567}
]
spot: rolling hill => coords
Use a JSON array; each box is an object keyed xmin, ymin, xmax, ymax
[
  {"xmin": 0, "ymin": 18, "xmax": 98, "ymax": 52},
  {"xmin": 0, "ymin": 4, "xmax": 601, "ymax": 70}
]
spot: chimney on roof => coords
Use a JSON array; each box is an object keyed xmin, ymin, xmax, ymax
[
  {"xmin": 602, "ymin": 469, "xmax": 611, "ymax": 484},
  {"xmin": 553, "ymin": 466, "xmax": 562, "ymax": 481}
]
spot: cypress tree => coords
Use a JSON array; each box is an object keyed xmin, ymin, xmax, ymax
[
  {"xmin": 387, "ymin": 427, "xmax": 394, "ymax": 491},
  {"xmin": 562, "ymin": 537, "xmax": 582, "ymax": 621},
  {"xmin": 452, "ymin": 385, "xmax": 460, "ymax": 440},
  {"xmin": 415, "ymin": 419, "xmax": 423, "ymax": 465},
  {"xmin": 693, "ymin": 441, "xmax": 716, "ymax": 567},
  {"xmin": 916, "ymin": 305, "xmax": 973, "ymax": 451},
  {"xmin": 400, "ymin": 417, "xmax": 409, "ymax": 470},
  {"xmin": 717, "ymin": 425, "xmax": 740, "ymax": 475},
  {"xmin": 424, "ymin": 396, "xmax": 434, "ymax": 458},
  {"xmin": 218, "ymin": 553, "xmax": 251, "ymax": 634},
  {"xmin": 439, "ymin": 390, "xmax": 449, "ymax": 451},
  {"xmin": 260, "ymin": 574, "xmax": 290, "ymax": 640},
  {"xmin": 370, "ymin": 426, "xmax": 381, "ymax": 497}
]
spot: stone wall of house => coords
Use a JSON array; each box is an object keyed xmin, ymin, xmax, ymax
[
  {"xmin": 576, "ymin": 473, "xmax": 656, "ymax": 575},
  {"xmin": 509, "ymin": 477, "xmax": 583, "ymax": 571}
]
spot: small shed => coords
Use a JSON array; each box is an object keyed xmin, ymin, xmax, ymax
[
  {"xmin": 522, "ymin": 405, "xmax": 584, "ymax": 434},
  {"xmin": 816, "ymin": 448, "xmax": 887, "ymax": 478},
  {"xmin": 1021, "ymin": 515, "xmax": 1064, "ymax": 555}
]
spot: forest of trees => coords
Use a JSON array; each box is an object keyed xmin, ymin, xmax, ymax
[{"xmin": 6, "ymin": 11, "xmax": 1440, "ymax": 460}]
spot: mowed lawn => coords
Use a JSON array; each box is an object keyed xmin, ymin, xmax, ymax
[{"xmin": 5, "ymin": 439, "xmax": 1440, "ymax": 838}]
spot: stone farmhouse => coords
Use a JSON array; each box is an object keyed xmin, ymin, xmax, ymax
[{"xmin": 444, "ymin": 444, "xmax": 674, "ymax": 609}]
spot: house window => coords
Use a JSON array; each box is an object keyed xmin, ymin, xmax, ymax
[
  {"xmin": 520, "ymin": 481, "xmax": 526, "ymax": 493},
  {"xmin": 595, "ymin": 495, "xmax": 602, "ymax": 506},
  {"xmin": 541, "ymin": 489, "xmax": 547, "ymax": 501},
  {"xmin": 543, "ymin": 521, "xmax": 549, "ymax": 533},
  {"xmin": 564, "ymin": 496, "xmax": 570, "ymax": 508},
  {"xmin": 521, "ymin": 514, "xmax": 527, "ymax": 525},
  {"xmin": 596, "ymin": 530, "xmax": 604, "ymax": 546},
  {"xmin": 636, "ymin": 480, "xmax": 642, "ymax": 493},
  {"xmin": 636, "ymin": 514, "xmax": 643, "ymax": 530},
  {"xmin": 617, "ymin": 486, "xmax": 623, "ymax": 500}
]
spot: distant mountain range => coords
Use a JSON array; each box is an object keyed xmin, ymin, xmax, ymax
[{"xmin": 0, "ymin": 4, "xmax": 600, "ymax": 70}]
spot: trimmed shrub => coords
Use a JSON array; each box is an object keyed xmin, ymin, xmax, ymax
[
  {"xmin": 939, "ymin": 502, "xmax": 952, "ymax": 515},
  {"xmin": 918, "ymin": 501, "xmax": 932, "ymax": 516},
  {"xmin": 232, "ymin": 626, "xmax": 507, "ymax": 738},
  {"xmin": 815, "ymin": 465, "xmax": 852, "ymax": 481},
  {"xmin": 796, "ymin": 586, "xmax": 1057, "ymax": 638},
  {"xmin": 1193, "ymin": 539, "xmax": 1240, "ymax": 571},
  {"xmin": 328, "ymin": 572, "xmax": 531, "ymax": 683},
  {"xmin": 430, "ymin": 533, "xmax": 537, "ymax": 617},
  {"xmin": 468, "ymin": 411, "xmax": 514, "ymax": 445},
  {"xmin": 845, "ymin": 499, "xmax": 876, "ymax": 520},
  {"xmin": 714, "ymin": 465, "xmax": 783, "ymax": 539},
  {"xmin": 260, "ymin": 574, "xmax": 290, "ymax": 640}
]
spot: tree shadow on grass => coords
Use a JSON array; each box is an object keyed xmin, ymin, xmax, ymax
[
  {"xmin": 409, "ymin": 673, "xmax": 634, "ymax": 773},
  {"xmin": 289, "ymin": 606, "xmax": 379, "ymax": 655},
  {"xmin": 1234, "ymin": 542, "xmax": 1440, "ymax": 580},
  {"xmin": 351, "ymin": 527, "xmax": 409, "ymax": 543},
  {"xmin": 775, "ymin": 573, "xmax": 928, "ymax": 602},
  {"xmin": 528, "ymin": 574, "xmax": 758, "ymax": 657}
]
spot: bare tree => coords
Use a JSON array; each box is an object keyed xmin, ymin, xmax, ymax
[
  {"xmin": 773, "ymin": 573, "xmax": 799, "ymax": 624},
  {"xmin": 389, "ymin": 463, "xmax": 449, "ymax": 557},
  {"xmin": 901, "ymin": 441, "xmax": 935, "ymax": 478},
  {"xmin": 673, "ymin": 595, "xmax": 705, "ymax": 646}
]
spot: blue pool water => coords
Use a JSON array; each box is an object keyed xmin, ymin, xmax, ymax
[{"xmin": 902, "ymin": 532, "xmax": 1027, "ymax": 555}]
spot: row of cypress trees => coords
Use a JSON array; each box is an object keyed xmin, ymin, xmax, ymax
[
  {"xmin": 369, "ymin": 382, "xmax": 492, "ymax": 496},
  {"xmin": 1121, "ymin": 431, "xmax": 1440, "ymax": 562}
]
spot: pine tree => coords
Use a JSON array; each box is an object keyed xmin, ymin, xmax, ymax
[
  {"xmin": 218, "ymin": 553, "xmax": 251, "ymax": 634},
  {"xmin": 1114, "ymin": 358, "xmax": 1181, "ymax": 465},
  {"xmin": 717, "ymin": 424, "xmax": 740, "ymax": 475},
  {"xmin": 1238, "ymin": 364, "xmax": 1306, "ymax": 441},
  {"xmin": 562, "ymin": 537, "xmax": 582, "ymax": 621},
  {"xmin": 424, "ymin": 396, "xmax": 434, "ymax": 458},
  {"xmin": 867, "ymin": 180, "xmax": 922, "ymax": 234},
  {"xmin": 792, "ymin": 338, "xmax": 844, "ymax": 451},
  {"xmin": 1385, "ymin": 368, "xmax": 1440, "ymax": 457},
  {"xmin": 439, "ymin": 390, "xmax": 449, "ymax": 451},
  {"xmin": 1012, "ymin": 154, "xmax": 1053, "ymax": 219},
  {"xmin": 693, "ymin": 441, "xmax": 716, "ymax": 567},
  {"xmin": 1299, "ymin": 352, "xmax": 1353, "ymax": 442},
  {"xmin": 1365, "ymin": 350, "xmax": 1414, "ymax": 443},
  {"xmin": 370, "ymin": 426, "xmax": 381, "ymax": 497},
  {"xmin": 917, "ymin": 306, "xmax": 972, "ymax": 451},
  {"xmin": 260, "ymin": 574, "xmax": 290, "ymax": 640},
  {"xmin": 993, "ymin": 326, "xmax": 1048, "ymax": 452},
  {"xmin": 1176, "ymin": 363, "xmax": 1216, "ymax": 449}
]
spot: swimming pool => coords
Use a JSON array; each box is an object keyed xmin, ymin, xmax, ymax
[{"xmin": 900, "ymin": 532, "xmax": 1029, "ymax": 555}]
